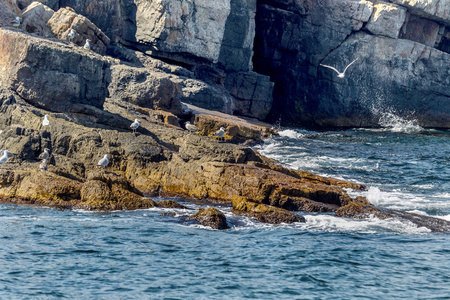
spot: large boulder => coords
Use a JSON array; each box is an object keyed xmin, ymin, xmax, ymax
[
  {"xmin": 366, "ymin": 2, "xmax": 406, "ymax": 38},
  {"xmin": 187, "ymin": 208, "xmax": 229, "ymax": 229},
  {"xmin": 0, "ymin": 29, "xmax": 110, "ymax": 112},
  {"xmin": 47, "ymin": 7, "xmax": 110, "ymax": 54},
  {"xmin": 108, "ymin": 64, "xmax": 183, "ymax": 114},
  {"xmin": 20, "ymin": 1, "xmax": 55, "ymax": 37}
]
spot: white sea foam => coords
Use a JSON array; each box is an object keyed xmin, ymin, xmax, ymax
[
  {"xmin": 378, "ymin": 111, "xmax": 424, "ymax": 133},
  {"xmin": 302, "ymin": 214, "xmax": 431, "ymax": 234},
  {"xmin": 367, "ymin": 186, "xmax": 382, "ymax": 206},
  {"xmin": 278, "ymin": 129, "xmax": 306, "ymax": 139}
]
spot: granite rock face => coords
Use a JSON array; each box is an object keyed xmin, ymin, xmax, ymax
[
  {"xmin": 254, "ymin": 0, "xmax": 450, "ymax": 128},
  {"xmin": 24, "ymin": 0, "xmax": 273, "ymax": 120},
  {"xmin": 0, "ymin": 29, "xmax": 110, "ymax": 112}
]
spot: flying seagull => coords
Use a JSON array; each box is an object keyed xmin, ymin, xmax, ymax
[
  {"xmin": 213, "ymin": 127, "xmax": 226, "ymax": 142},
  {"xmin": 12, "ymin": 16, "xmax": 20, "ymax": 27},
  {"xmin": 84, "ymin": 39, "xmax": 91, "ymax": 50},
  {"xmin": 40, "ymin": 159, "xmax": 48, "ymax": 172},
  {"xmin": 42, "ymin": 114, "xmax": 50, "ymax": 127},
  {"xmin": 185, "ymin": 121, "xmax": 199, "ymax": 134},
  {"xmin": 38, "ymin": 148, "xmax": 50, "ymax": 160},
  {"xmin": 67, "ymin": 29, "xmax": 75, "ymax": 43},
  {"xmin": 97, "ymin": 154, "xmax": 108, "ymax": 168},
  {"xmin": 320, "ymin": 58, "xmax": 358, "ymax": 78},
  {"xmin": 130, "ymin": 119, "xmax": 139, "ymax": 134}
]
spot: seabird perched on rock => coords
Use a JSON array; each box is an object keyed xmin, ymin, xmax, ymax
[
  {"xmin": 0, "ymin": 150, "xmax": 11, "ymax": 164},
  {"xmin": 320, "ymin": 58, "xmax": 358, "ymax": 78},
  {"xmin": 213, "ymin": 127, "xmax": 226, "ymax": 142},
  {"xmin": 38, "ymin": 148, "xmax": 50, "ymax": 160},
  {"xmin": 42, "ymin": 114, "xmax": 50, "ymax": 127},
  {"xmin": 40, "ymin": 159, "xmax": 48, "ymax": 172},
  {"xmin": 67, "ymin": 29, "xmax": 76, "ymax": 43},
  {"xmin": 97, "ymin": 154, "xmax": 108, "ymax": 168},
  {"xmin": 185, "ymin": 121, "xmax": 199, "ymax": 134},
  {"xmin": 84, "ymin": 39, "xmax": 91, "ymax": 50},
  {"xmin": 130, "ymin": 119, "xmax": 139, "ymax": 134},
  {"xmin": 12, "ymin": 16, "xmax": 20, "ymax": 28}
]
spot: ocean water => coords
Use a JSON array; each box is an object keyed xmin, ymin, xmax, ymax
[{"xmin": 1, "ymin": 115, "xmax": 450, "ymax": 299}]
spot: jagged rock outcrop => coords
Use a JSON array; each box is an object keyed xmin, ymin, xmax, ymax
[{"xmin": 254, "ymin": 0, "xmax": 450, "ymax": 128}]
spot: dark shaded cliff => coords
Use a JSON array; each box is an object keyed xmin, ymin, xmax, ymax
[{"xmin": 253, "ymin": 0, "xmax": 450, "ymax": 128}]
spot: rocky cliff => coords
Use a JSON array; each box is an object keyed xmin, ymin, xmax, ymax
[
  {"xmin": 4, "ymin": 0, "xmax": 449, "ymax": 128},
  {"xmin": 254, "ymin": 0, "xmax": 450, "ymax": 128}
]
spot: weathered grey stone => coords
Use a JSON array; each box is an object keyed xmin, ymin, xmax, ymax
[
  {"xmin": 177, "ymin": 78, "xmax": 235, "ymax": 114},
  {"xmin": 399, "ymin": 13, "xmax": 441, "ymax": 47},
  {"xmin": 0, "ymin": 28, "xmax": 110, "ymax": 112},
  {"xmin": 135, "ymin": 0, "xmax": 231, "ymax": 63},
  {"xmin": 0, "ymin": 1, "xmax": 21, "ymax": 28},
  {"xmin": 218, "ymin": 0, "xmax": 256, "ymax": 71},
  {"xmin": 108, "ymin": 64, "xmax": 183, "ymax": 114},
  {"xmin": 224, "ymin": 71, "xmax": 274, "ymax": 120},
  {"xmin": 47, "ymin": 7, "xmax": 110, "ymax": 54},
  {"xmin": 389, "ymin": 0, "xmax": 450, "ymax": 25},
  {"xmin": 314, "ymin": 32, "xmax": 450, "ymax": 128},
  {"xmin": 21, "ymin": 1, "xmax": 54, "ymax": 37},
  {"xmin": 366, "ymin": 2, "xmax": 407, "ymax": 38}
]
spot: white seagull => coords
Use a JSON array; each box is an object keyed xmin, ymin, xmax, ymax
[
  {"xmin": 185, "ymin": 121, "xmax": 199, "ymax": 134},
  {"xmin": 130, "ymin": 119, "xmax": 139, "ymax": 134},
  {"xmin": 42, "ymin": 114, "xmax": 50, "ymax": 127},
  {"xmin": 213, "ymin": 127, "xmax": 226, "ymax": 142},
  {"xmin": 40, "ymin": 159, "xmax": 48, "ymax": 172},
  {"xmin": 12, "ymin": 16, "xmax": 20, "ymax": 27},
  {"xmin": 84, "ymin": 39, "xmax": 91, "ymax": 50},
  {"xmin": 320, "ymin": 58, "xmax": 358, "ymax": 78},
  {"xmin": 0, "ymin": 150, "xmax": 11, "ymax": 164},
  {"xmin": 38, "ymin": 148, "xmax": 50, "ymax": 160},
  {"xmin": 97, "ymin": 154, "xmax": 108, "ymax": 168},
  {"xmin": 67, "ymin": 29, "xmax": 76, "ymax": 43}
]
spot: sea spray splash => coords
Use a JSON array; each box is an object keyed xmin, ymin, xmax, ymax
[{"xmin": 367, "ymin": 186, "xmax": 382, "ymax": 205}]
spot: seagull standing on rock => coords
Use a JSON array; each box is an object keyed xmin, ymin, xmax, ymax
[
  {"xmin": 84, "ymin": 39, "xmax": 91, "ymax": 50},
  {"xmin": 0, "ymin": 150, "xmax": 11, "ymax": 164},
  {"xmin": 12, "ymin": 16, "xmax": 20, "ymax": 28},
  {"xmin": 42, "ymin": 114, "xmax": 50, "ymax": 128},
  {"xmin": 40, "ymin": 159, "xmax": 48, "ymax": 172},
  {"xmin": 213, "ymin": 127, "xmax": 226, "ymax": 142},
  {"xmin": 97, "ymin": 154, "xmax": 108, "ymax": 168},
  {"xmin": 130, "ymin": 119, "xmax": 139, "ymax": 134},
  {"xmin": 67, "ymin": 29, "xmax": 76, "ymax": 43},
  {"xmin": 320, "ymin": 58, "xmax": 358, "ymax": 78},
  {"xmin": 185, "ymin": 121, "xmax": 199, "ymax": 135},
  {"xmin": 38, "ymin": 148, "xmax": 50, "ymax": 160}
]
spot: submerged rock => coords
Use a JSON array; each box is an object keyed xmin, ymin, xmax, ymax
[
  {"xmin": 336, "ymin": 198, "xmax": 450, "ymax": 233},
  {"xmin": 187, "ymin": 208, "xmax": 229, "ymax": 230}
]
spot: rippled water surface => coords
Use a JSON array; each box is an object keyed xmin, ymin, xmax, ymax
[{"xmin": 1, "ymin": 123, "xmax": 450, "ymax": 299}]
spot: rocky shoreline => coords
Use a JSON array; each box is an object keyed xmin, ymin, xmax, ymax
[{"xmin": 0, "ymin": 1, "xmax": 449, "ymax": 232}]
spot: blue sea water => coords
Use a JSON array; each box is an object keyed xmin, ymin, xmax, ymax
[{"xmin": 1, "ymin": 116, "xmax": 450, "ymax": 299}]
